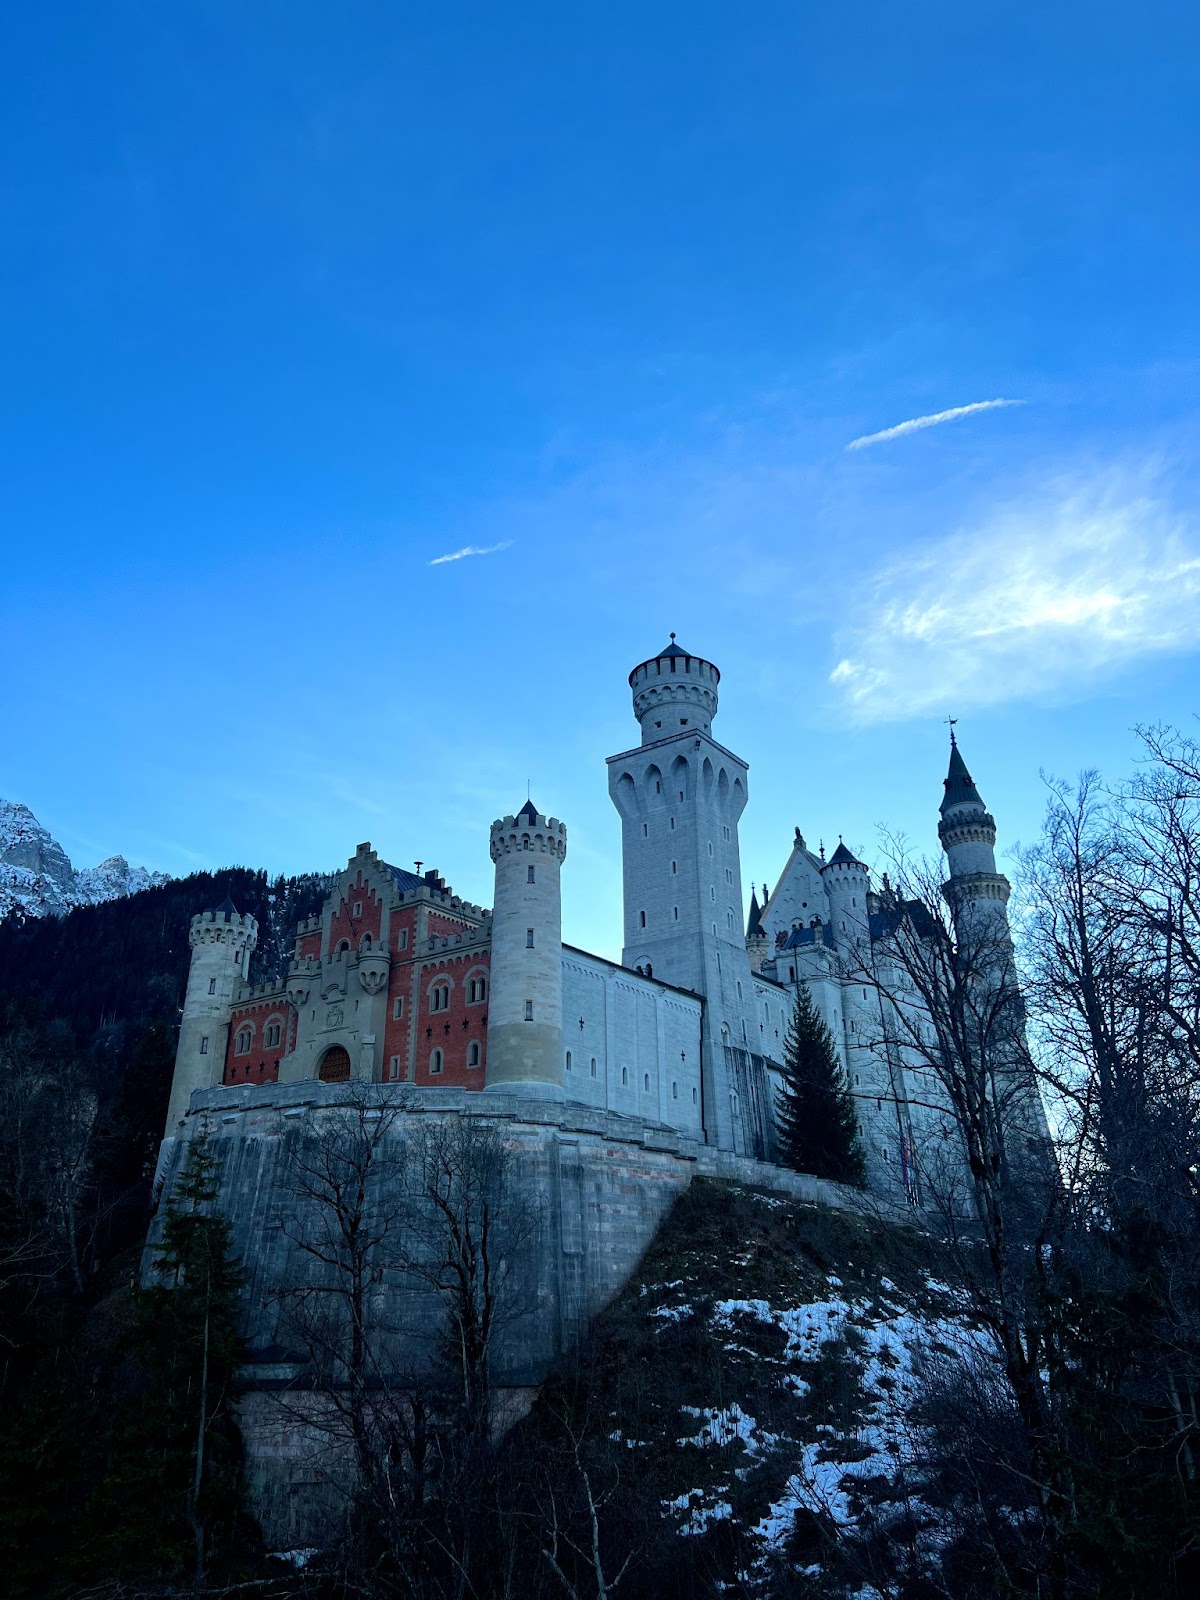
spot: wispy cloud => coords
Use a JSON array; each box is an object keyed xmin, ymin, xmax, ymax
[
  {"xmin": 829, "ymin": 464, "xmax": 1200, "ymax": 722},
  {"xmin": 428, "ymin": 540, "xmax": 513, "ymax": 566},
  {"xmin": 846, "ymin": 398, "xmax": 1023, "ymax": 451}
]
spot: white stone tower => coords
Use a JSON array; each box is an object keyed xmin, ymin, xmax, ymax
[
  {"xmin": 485, "ymin": 801, "xmax": 567, "ymax": 1098},
  {"xmin": 821, "ymin": 840, "xmax": 871, "ymax": 957},
  {"xmin": 937, "ymin": 733, "xmax": 1013, "ymax": 959},
  {"xmin": 607, "ymin": 638, "xmax": 764, "ymax": 1154},
  {"xmin": 164, "ymin": 895, "xmax": 258, "ymax": 1136}
]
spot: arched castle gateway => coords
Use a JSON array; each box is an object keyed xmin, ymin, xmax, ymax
[{"xmin": 158, "ymin": 638, "xmax": 1049, "ymax": 1206}]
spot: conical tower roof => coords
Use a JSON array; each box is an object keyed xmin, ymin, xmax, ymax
[
  {"xmin": 940, "ymin": 736, "xmax": 984, "ymax": 814},
  {"xmin": 746, "ymin": 886, "xmax": 763, "ymax": 939}
]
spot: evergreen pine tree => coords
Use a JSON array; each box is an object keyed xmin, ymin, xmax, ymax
[
  {"xmin": 775, "ymin": 985, "xmax": 866, "ymax": 1186},
  {"xmin": 77, "ymin": 1126, "xmax": 252, "ymax": 1585}
]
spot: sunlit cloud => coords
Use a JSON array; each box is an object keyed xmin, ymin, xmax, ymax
[
  {"xmin": 829, "ymin": 465, "xmax": 1200, "ymax": 722},
  {"xmin": 428, "ymin": 540, "xmax": 513, "ymax": 566},
  {"xmin": 846, "ymin": 398, "xmax": 1023, "ymax": 451}
]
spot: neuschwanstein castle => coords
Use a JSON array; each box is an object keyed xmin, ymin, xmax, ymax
[{"xmin": 162, "ymin": 637, "xmax": 1036, "ymax": 1207}]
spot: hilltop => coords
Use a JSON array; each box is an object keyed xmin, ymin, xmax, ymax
[{"xmin": 0, "ymin": 796, "xmax": 170, "ymax": 921}]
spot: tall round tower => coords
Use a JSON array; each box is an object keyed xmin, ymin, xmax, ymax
[
  {"xmin": 937, "ymin": 733, "xmax": 1012, "ymax": 954},
  {"xmin": 485, "ymin": 801, "xmax": 567, "ymax": 1098},
  {"xmin": 821, "ymin": 840, "xmax": 871, "ymax": 956},
  {"xmin": 164, "ymin": 895, "xmax": 258, "ymax": 1136},
  {"xmin": 629, "ymin": 635, "xmax": 720, "ymax": 745}
]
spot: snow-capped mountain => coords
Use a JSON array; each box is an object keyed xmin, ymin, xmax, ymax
[{"xmin": 0, "ymin": 798, "xmax": 170, "ymax": 921}]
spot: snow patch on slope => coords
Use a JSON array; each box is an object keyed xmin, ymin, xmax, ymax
[{"xmin": 0, "ymin": 799, "xmax": 169, "ymax": 921}]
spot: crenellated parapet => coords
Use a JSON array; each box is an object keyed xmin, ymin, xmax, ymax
[
  {"xmin": 489, "ymin": 812, "xmax": 567, "ymax": 864},
  {"xmin": 938, "ymin": 811, "xmax": 998, "ymax": 851}
]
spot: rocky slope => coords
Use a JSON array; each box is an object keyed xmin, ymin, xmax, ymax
[
  {"xmin": 512, "ymin": 1180, "xmax": 1017, "ymax": 1600},
  {"xmin": 0, "ymin": 798, "xmax": 169, "ymax": 921}
]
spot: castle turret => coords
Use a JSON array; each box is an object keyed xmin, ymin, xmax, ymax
[
  {"xmin": 608, "ymin": 638, "xmax": 766, "ymax": 1155},
  {"xmin": 746, "ymin": 883, "xmax": 769, "ymax": 974},
  {"xmin": 937, "ymin": 732, "xmax": 1012, "ymax": 948},
  {"xmin": 485, "ymin": 801, "xmax": 567, "ymax": 1098},
  {"xmin": 821, "ymin": 839, "xmax": 871, "ymax": 956},
  {"xmin": 164, "ymin": 896, "xmax": 258, "ymax": 1136}
]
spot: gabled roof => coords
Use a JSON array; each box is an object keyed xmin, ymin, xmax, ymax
[
  {"xmin": 941, "ymin": 739, "xmax": 983, "ymax": 814},
  {"xmin": 379, "ymin": 861, "xmax": 431, "ymax": 895}
]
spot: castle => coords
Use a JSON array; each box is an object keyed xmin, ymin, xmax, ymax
[{"xmin": 161, "ymin": 637, "xmax": 1038, "ymax": 1207}]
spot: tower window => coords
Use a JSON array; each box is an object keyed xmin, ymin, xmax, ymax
[
  {"xmin": 467, "ymin": 1040, "xmax": 481, "ymax": 1068},
  {"xmin": 199, "ymin": 1036, "xmax": 209, "ymax": 1055},
  {"xmin": 524, "ymin": 1000, "xmax": 533, "ymax": 1021},
  {"xmin": 672, "ymin": 1080, "xmax": 678, "ymax": 1098},
  {"xmin": 643, "ymin": 1073, "xmax": 650, "ymax": 1092},
  {"xmin": 707, "ymin": 841, "xmax": 713, "ymax": 857},
  {"xmin": 692, "ymin": 1086, "xmax": 698, "ymax": 1104},
  {"xmin": 642, "ymin": 822, "xmax": 649, "ymax": 838},
  {"xmin": 710, "ymin": 886, "xmax": 715, "ymax": 901},
  {"xmin": 673, "ymin": 907, "xmax": 679, "ymax": 920},
  {"xmin": 723, "ymin": 826, "xmax": 730, "ymax": 841},
  {"xmin": 671, "ymin": 860, "xmax": 677, "ymax": 874},
  {"xmin": 388, "ymin": 1055, "xmax": 400, "ymax": 1079},
  {"xmin": 208, "ymin": 978, "xmax": 217, "ymax": 995},
  {"xmin": 528, "ymin": 865, "xmax": 535, "ymax": 883},
  {"xmin": 621, "ymin": 1066, "xmax": 628, "ymax": 1086},
  {"xmin": 854, "ymin": 1073, "xmax": 860, "ymax": 1086},
  {"xmin": 526, "ymin": 927, "xmax": 535, "ymax": 948},
  {"xmin": 670, "ymin": 817, "xmax": 675, "ymax": 831},
  {"xmin": 639, "ymin": 909, "xmax": 647, "ymax": 928},
  {"xmin": 590, "ymin": 1057, "xmax": 597, "ymax": 1077},
  {"xmin": 565, "ymin": 1050, "xmax": 573, "ymax": 1071},
  {"xmin": 429, "ymin": 1048, "xmax": 444, "ymax": 1076},
  {"xmin": 393, "ymin": 996, "xmax": 405, "ymax": 1020},
  {"xmin": 655, "ymin": 780, "xmax": 661, "ymax": 794}
]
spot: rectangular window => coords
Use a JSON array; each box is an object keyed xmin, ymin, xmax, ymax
[
  {"xmin": 524, "ymin": 1000, "xmax": 533, "ymax": 1021},
  {"xmin": 389, "ymin": 1055, "xmax": 400, "ymax": 1079},
  {"xmin": 353, "ymin": 900, "xmax": 362, "ymax": 917},
  {"xmin": 208, "ymin": 977, "xmax": 216, "ymax": 995},
  {"xmin": 397, "ymin": 928, "xmax": 409, "ymax": 951},
  {"xmin": 526, "ymin": 927, "xmax": 534, "ymax": 948},
  {"xmin": 199, "ymin": 1036, "xmax": 209, "ymax": 1055},
  {"xmin": 527, "ymin": 865, "xmax": 535, "ymax": 883},
  {"xmin": 393, "ymin": 996, "xmax": 404, "ymax": 1020}
]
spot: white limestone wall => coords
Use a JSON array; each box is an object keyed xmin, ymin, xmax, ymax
[
  {"xmin": 487, "ymin": 810, "xmax": 567, "ymax": 1095},
  {"xmin": 561, "ymin": 948, "xmax": 703, "ymax": 1136},
  {"xmin": 165, "ymin": 910, "xmax": 257, "ymax": 1136}
]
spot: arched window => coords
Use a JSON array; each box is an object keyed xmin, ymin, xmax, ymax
[
  {"xmin": 430, "ymin": 981, "xmax": 450, "ymax": 1013},
  {"xmin": 360, "ymin": 933, "xmax": 372, "ymax": 951},
  {"xmin": 672, "ymin": 1081, "xmax": 678, "ymax": 1099},
  {"xmin": 467, "ymin": 973, "xmax": 487, "ymax": 1004},
  {"xmin": 692, "ymin": 1086, "xmax": 698, "ymax": 1104},
  {"xmin": 565, "ymin": 1050, "xmax": 573, "ymax": 1072},
  {"xmin": 590, "ymin": 1057, "xmax": 597, "ymax": 1078},
  {"xmin": 467, "ymin": 1041, "xmax": 481, "ymax": 1068},
  {"xmin": 621, "ymin": 1066, "xmax": 628, "ymax": 1086},
  {"xmin": 235, "ymin": 1026, "xmax": 253, "ymax": 1055},
  {"xmin": 264, "ymin": 1019, "xmax": 283, "ymax": 1049},
  {"xmin": 643, "ymin": 1073, "xmax": 650, "ymax": 1092},
  {"xmin": 429, "ymin": 1048, "xmax": 444, "ymax": 1075},
  {"xmin": 336, "ymin": 939, "xmax": 350, "ymax": 956},
  {"xmin": 639, "ymin": 909, "xmax": 647, "ymax": 928}
]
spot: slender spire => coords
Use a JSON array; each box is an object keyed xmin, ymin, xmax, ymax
[
  {"xmin": 746, "ymin": 886, "xmax": 763, "ymax": 939},
  {"xmin": 941, "ymin": 733, "xmax": 984, "ymax": 815}
]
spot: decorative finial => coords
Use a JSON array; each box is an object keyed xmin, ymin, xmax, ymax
[
  {"xmin": 670, "ymin": 631, "xmax": 676, "ymax": 642},
  {"xmin": 414, "ymin": 860, "xmax": 423, "ymax": 874},
  {"xmin": 819, "ymin": 839, "xmax": 825, "ymax": 859},
  {"xmin": 945, "ymin": 714, "xmax": 958, "ymax": 747}
]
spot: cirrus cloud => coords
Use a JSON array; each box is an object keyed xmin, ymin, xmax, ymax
[
  {"xmin": 846, "ymin": 398, "xmax": 1023, "ymax": 451},
  {"xmin": 429, "ymin": 540, "xmax": 513, "ymax": 566},
  {"xmin": 829, "ymin": 465, "xmax": 1200, "ymax": 722}
]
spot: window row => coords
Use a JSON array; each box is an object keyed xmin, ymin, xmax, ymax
[
  {"xmin": 428, "ymin": 972, "xmax": 488, "ymax": 1011},
  {"xmin": 233, "ymin": 1017, "xmax": 285, "ymax": 1055}
]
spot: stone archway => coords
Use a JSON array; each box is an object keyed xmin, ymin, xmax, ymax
[{"xmin": 317, "ymin": 1045, "xmax": 351, "ymax": 1083}]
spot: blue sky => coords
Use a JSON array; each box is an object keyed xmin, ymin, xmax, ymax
[{"xmin": 2, "ymin": 2, "xmax": 1198, "ymax": 959}]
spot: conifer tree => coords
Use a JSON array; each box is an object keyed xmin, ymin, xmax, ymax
[
  {"xmin": 775, "ymin": 985, "xmax": 866, "ymax": 1186},
  {"xmin": 79, "ymin": 1126, "xmax": 251, "ymax": 1585}
]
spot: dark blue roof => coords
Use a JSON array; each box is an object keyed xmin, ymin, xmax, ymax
[
  {"xmin": 825, "ymin": 840, "xmax": 865, "ymax": 868},
  {"xmin": 518, "ymin": 798, "xmax": 540, "ymax": 823},
  {"xmin": 380, "ymin": 861, "xmax": 430, "ymax": 895},
  {"xmin": 656, "ymin": 634, "xmax": 695, "ymax": 658},
  {"xmin": 941, "ymin": 740, "xmax": 983, "ymax": 814},
  {"xmin": 778, "ymin": 922, "xmax": 836, "ymax": 950},
  {"xmin": 211, "ymin": 893, "xmax": 238, "ymax": 921}
]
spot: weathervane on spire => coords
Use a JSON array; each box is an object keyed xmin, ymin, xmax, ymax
[{"xmin": 945, "ymin": 715, "xmax": 959, "ymax": 747}]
